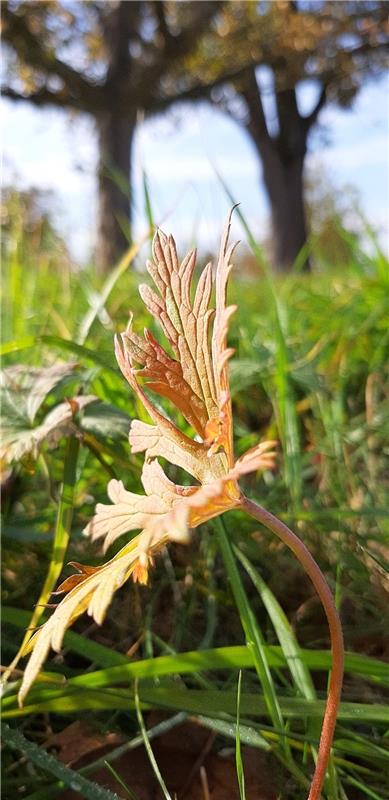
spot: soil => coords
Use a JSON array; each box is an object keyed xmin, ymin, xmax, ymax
[{"xmin": 50, "ymin": 717, "xmax": 280, "ymax": 800}]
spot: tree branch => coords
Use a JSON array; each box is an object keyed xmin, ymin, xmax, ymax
[
  {"xmin": 303, "ymin": 84, "xmax": 327, "ymax": 131},
  {"xmin": 130, "ymin": 1, "xmax": 226, "ymax": 108},
  {"xmin": 1, "ymin": 85, "xmax": 83, "ymax": 110},
  {"xmin": 145, "ymin": 64, "xmax": 250, "ymax": 114},
  {"xmin": 103, "ymin": 0, "xmax": 141, "ymax": 85},
  {"xmin": 154, "ymin": 1, "xmax": 173, "ymax": 50},
  {"xmin": 2, "ymin": 4, "xmax": 97, "ymax": 107},
  {"xmin": 239, "ymin": 67, "xmax": 272, "ymax": 146}
]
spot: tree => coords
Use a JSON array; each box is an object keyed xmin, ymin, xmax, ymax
[
  {"xmin": 2, "ymin": 1, "xmax": 232, "ymax": 271},
  {"xmin": 3, "ymin": 2, "xmax": 388, "ymax": 273},
  {"xmin": 178, "ymin": 1, "xmax": 389, "ymax": 270}
]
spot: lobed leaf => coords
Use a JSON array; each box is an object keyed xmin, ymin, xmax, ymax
[{"xmin": 13, "ymin": 212, "xmax": 276, "ymax": 705}]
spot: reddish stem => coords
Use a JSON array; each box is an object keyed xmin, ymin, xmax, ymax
[{"xmin": 241, "ymin": 496, "xmax": 344, "ymax": 800}]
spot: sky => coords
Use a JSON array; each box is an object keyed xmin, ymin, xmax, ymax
[{"xmin": 2, "ymin": 72, "xmax": 388, "ymax": 263}]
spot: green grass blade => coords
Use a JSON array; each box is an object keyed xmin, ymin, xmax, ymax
[
  {"xmin": 0, "ymin": 334, "xmax": 116, "ymax": 371},
  {"xmin": 214, "ymin": 517, "xmax": 290, "ymax": 759},
  {"xmin": 103, "ymin": 761, "xmax": 140, "ymax": 800},
  {"xmin": 81, "ymin": 713, "xmax": 188, "ymax": 776},
  {"xmin": 342, "ymin": 773, "xmax": 387, "ymax": 800},
  {"xmin": 138, "ymin": 688, "xmax": 389, "ymax": 725},
  {"xmin": 196, "ymin": 715, "xmax": 270, "ymax": 750},
  {"xmin": 134, "ymin": 680, "xmax": 172, "ymax": 800},
  {"xmin": 1, "ymin": 335, "xmax": 37, "ymax": 355},
  {"xmin": 1, "ymin": 723, "xmax": 121, "ymax": 800},
  {"xmin": 77, "ymin": 231, "xmax": 151, "ymax": 345},
  {"xmin": 142, "ymin": 170, "xmax": 155, "ymax": 230},
  {"xmin": 4, "ymin": 606, "xmax": 388, "ymax": 687},
  {"xmin": 234, "ymin": 545, "xmax": 316, "ymax": 701},
  {"xmin": 3, "ymin": 687, "xmax": 389, "ymax": 725},
  {"xmin": 236, "ymin": 671, "xmax": 246, "ymax": 800}
]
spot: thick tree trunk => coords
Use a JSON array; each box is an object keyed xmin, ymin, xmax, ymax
[
  {"xmin": 96, "ymin": 110, "xmax": 136, "ymax": 274},
  {"xmin": 242, "ymin": 70, "xmax": 311, "ymax": 272},
  {"xmin": 265, "ymin": 154, "xmax": 309, "ymax": 272},
  {"xmin": 250, "ymin": 135, "xmax": 309, "ymax": 272}
]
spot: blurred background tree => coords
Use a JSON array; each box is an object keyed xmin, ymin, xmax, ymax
[
  {"xmin": 2, "ymin": 0, "xmax": 227, "ymax": 271},
  {"xmin": 180, "ymin": 0, "xmax": 388, "ymax": 270},
  {"xmin": 2, "ymin": 0, "xmax": 388, "ymax": 272}
]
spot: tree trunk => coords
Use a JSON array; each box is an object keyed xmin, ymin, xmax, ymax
[
  {"xmin": 265, "ymin": 154, "xmax": 309, "ymax": 272},
  {"xmin": 241, "ymin": 70, "xmax": 311, "ymax": 272},
  {"xmin": 96, "ymin": 110, "xmax": 136, "ymax": 274},
  {"xmin": 250, "ymin": 134, "xmax": 309, "ymax": 272}
]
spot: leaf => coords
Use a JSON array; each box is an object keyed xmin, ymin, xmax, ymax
[
  {"xmin": 84, "ymin": 460, "xmax": 196, "ymax": 552},
  {"xmin": 16, "ymin": 470, "xmax": 240, "ymax": 706},
  {"xmin": 126, "ymin": 417, "xmax": 216, "ymax": 483},
  {"xmin": 115, "ymin": 219, "xmax": 239, "ymax": 466},
  {"xmin": 0, "ymin": 394, "xmax": 96, "ymax": 465},
  {"xmin": 1, "ymin": 362, "xmax": 77, "ymax": 424},
  {"xmin": 3, "ymin": 606, "xmax": 130, "ymax": 668},
  {"xmin": 208, "ymin": 211, "xmax": 238, "ymax": 460},
  {"xmin": 16, "ymin": 213, "xmax": 277, "ymax": 704},
  {"xmin": 140, "ymin": 232, "xmax": 218, "ymax": 430},
  {"xmin": 122, "ymin": 323, "xmax": 210, "ymax": 436},
  {"xmin": 232, "ymin": 440, "xmax": 278, "ymax": 477},
  {"xmin": 80, "ymin": 401, "xmax": 131, "ymax": 441},
  {"xmin": 17, "ymin": 533, "xmax": 165, "ymax": 706}
]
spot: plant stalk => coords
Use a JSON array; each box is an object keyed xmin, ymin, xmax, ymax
[{"xmin": 241, "ymin": 495, "xmax": 344, "ymax": 800}]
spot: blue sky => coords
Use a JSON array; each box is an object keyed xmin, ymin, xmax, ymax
[{"xmin": 2, "ymin": 73, "xmax": 388, "ymax": 262}]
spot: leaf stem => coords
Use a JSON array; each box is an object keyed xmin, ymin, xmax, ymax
[{"xmin": 241, "ymin": 495, "xmax": 344, "ymax": 800}]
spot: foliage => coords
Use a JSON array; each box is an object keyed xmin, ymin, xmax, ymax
[
  {"xmin": 3, "ymin": 2, "xmax": 387, "ymax": 112},
  {"xmin": 1, "ymin": 203, "xmax": 389, "ymax": 799}
]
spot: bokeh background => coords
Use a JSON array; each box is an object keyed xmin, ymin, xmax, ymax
[{"xmin": 2, "ymin": 1, "xmax": 388, "ymax": 272}]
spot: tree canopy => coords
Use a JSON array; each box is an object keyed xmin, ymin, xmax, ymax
[{"xmin": 168, "ymin": 0, "xmax": 389, "ymax": 268}]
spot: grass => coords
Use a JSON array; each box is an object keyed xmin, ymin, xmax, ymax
[{"xmin": 1, "ymin": 192, "xmax": 389, "ymax": 799}]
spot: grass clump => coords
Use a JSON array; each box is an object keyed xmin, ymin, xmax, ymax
[{"xmin": 1, "ymin": 197, "xmax": 388, "ymax": 800}]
